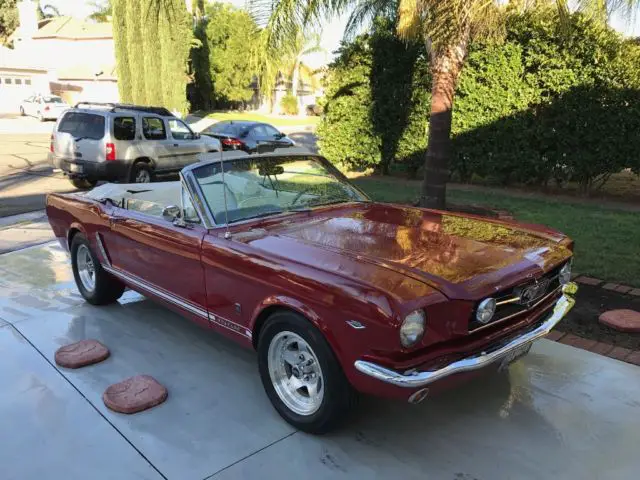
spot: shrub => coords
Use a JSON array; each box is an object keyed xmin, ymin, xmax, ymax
[
  {"xmin": 317, "ymin": 10, "xmax": 640, "ymax": 192},
  {"xmin": 280, "ymin": 94, "xmax": 299, "ymax": 115}
]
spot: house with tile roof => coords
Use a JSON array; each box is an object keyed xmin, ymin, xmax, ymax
[{"xmin": 0, "ymin": 0, "xmax": 118, "ymax": 113}]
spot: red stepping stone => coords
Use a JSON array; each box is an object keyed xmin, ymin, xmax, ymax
[
  {"xmin": 103, "ymin": 375, "xmax": 168, "ymax": 414},
  {"xmin": 55, "ymin": 339, "xmax": 110, "ymax": 369},
  {"xmin": 599, "ymin": 309, "xmax": 640, "ymax": 333}
]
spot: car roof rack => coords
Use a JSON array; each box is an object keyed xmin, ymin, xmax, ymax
[{"xmin": 73, "ymin": 102, "xmax": 175, "ymax": 117}]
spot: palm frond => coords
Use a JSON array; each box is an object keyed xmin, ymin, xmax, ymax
[{"xmin": 344, "ymin": 0, "xmax": 397, "ymax": 39}]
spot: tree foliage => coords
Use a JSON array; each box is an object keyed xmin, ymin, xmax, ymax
[
  {"xmin": 0, "ymin": 0, "xmax": 18, "ymax": 46},
  {"xmin": 318, "ymin": 11, "xmax": 640, "ymax": 192},
  {"xmin": 193, "ymin": 2, "xmax": 259, "ymax": 107},
  {"xmin": 112, "ymin": 0, "xmax": 192, "ymax": 113}
]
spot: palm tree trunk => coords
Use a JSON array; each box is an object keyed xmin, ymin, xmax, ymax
[
  {"xmin": 420, "ymin": 39, "xmax": 468, "ymax": 209},
  {"xmin": 291, "ymin": 59, "xmax": 300, "ymax": 98}
]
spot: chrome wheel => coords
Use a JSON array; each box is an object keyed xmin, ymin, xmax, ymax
[
  {"xmin": 76, "ymin": 244, "xmax": 96, "ymax": 292},
  {"xmin": 267, "ymin": 331, "xmax": 324, "ymax": 416},
  {"xmin": 135, "ymin": 169, "xmax": 151, "ymax": 183}
]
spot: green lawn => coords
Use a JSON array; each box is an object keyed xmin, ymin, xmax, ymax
[
  {"xmin": 353, "ymin": 176, "xmax": 640, "ymax": 287},
  {"xmin": 196, "ymin": 111, "xmax": 320, "ymax": 128}
]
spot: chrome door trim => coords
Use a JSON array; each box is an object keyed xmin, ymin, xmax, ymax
[{"xmin": 96, "ymin": 234, "xmax": 250, "ymax": 338}]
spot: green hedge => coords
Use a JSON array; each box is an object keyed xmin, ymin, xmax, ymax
[{"xmin": 317, "ymin": 11, "xmax": 640, "ymax": 190}]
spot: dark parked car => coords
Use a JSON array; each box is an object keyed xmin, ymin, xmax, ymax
[{"xmin": 200, "ymin": 120, "xmax": 295, "ymax": 153}]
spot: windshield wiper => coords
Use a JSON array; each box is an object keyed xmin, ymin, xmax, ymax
[{"xmin": 228, "ymin": 209, "xmax": 283, "ymax": 224}]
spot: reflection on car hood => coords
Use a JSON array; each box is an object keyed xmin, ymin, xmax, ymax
[{"xmin": 245, "ymin": 203, "xmax": 573, "ymax": 300}]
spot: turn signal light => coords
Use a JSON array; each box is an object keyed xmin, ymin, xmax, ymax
[
  {"xmin": 50, "ymin": 133, "xmax": 54, "ymax": 153},
  {"xmin": 105, "ymin": 142, "xmax": 116, "ymax": 161}
]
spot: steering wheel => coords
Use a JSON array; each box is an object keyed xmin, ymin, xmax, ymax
[{"xmin": 291, "ymin": 188, "xmax": 315, "ymax": 206}]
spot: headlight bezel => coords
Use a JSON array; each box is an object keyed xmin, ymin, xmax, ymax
[
  {"xmin": 400, "ymin": 309, "xmax": 426, "ymax": 348},
  {"xmin": 476, "ymin": 297, "xmax": 497, "ymax": 324}
]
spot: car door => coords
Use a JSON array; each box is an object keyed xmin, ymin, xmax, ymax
[
  {"xmin": 108, "ymin": 192, "xmax": 209, "ymax": 327},
  {"xmin": 140, "ymin": 116, "xmax": 174, "ymax": 172},
  {"xmin": 252, "ymin": 124, "xmax": 290, "ymax": 152},
  {"xmin": 167, "ymin": 118, "xmax": 201, "ymax": 168}
]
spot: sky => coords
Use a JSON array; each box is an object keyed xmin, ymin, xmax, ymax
[{"xmin": 41, "ymin": 0, "xmax": 640, "ymax": 67}]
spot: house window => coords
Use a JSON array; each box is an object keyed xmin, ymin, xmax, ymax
[
  {"xmin": 4, "ymin": 78, "xmax": 12, "ymax": 84},
  {"xmin": 14, "ymin": 78, "xmax": 22, "ymax": 85},
  {"xmin": 25, "ymin": 79, "xmax": 31, "ymax": 85}
]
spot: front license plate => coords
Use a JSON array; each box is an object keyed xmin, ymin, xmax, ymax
[
  {"xmin": 498, "ymin": 342, "xmax": 532, "ymax": 371},
  {"xmin": 68, "ymin": 163, "xmax": 83, "ymax": 173}
]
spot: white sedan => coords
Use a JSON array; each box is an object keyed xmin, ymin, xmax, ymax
[{"xmin": 20, "ymin": 95, "xmax": 70, "ymax": 121}]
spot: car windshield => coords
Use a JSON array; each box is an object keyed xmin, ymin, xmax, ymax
[
  {"xmin": 44, "ymin": 96, "xmax": 63, "ymax": 103},
  {"xmin": 191, "ymin": 156, "xmax": 369, "ymax": 224}
]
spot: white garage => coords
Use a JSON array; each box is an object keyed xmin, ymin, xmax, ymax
[{"xmin": 0, "ymin": 47, "xmax": 50, "ymax": 113}]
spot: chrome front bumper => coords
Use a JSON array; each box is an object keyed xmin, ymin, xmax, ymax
[{"xmin": 354, "ymin": 283, "xmax": 577, "ymax": 389}]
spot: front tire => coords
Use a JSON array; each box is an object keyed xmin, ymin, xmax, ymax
[
  {"xmin": 71, "ymin": 233, "xmax": 125, "ymax": 305},
  {"xmin": 258, "ymin": 310, "xmax": 357, "ymax": 434},
  {"xmin": 19, "ymin": 107, "xmax": 25, "ymax": 116}
]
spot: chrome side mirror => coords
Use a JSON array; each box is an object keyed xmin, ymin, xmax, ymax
[{"xmin": 162, "ymin": 205, "xmax": 181, "ymax": 222}]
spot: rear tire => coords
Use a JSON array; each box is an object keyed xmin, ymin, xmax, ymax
[
  {"xmin": 257, "ymin": 310, "xmax": 357, "ymax": 434},
  {"xmin": 69, "ymin": 178, "xmax": 97, "ymax": 190},
  {"xmin": 71, "ymin": 233, "xmax": 125, "ymax": 305},
  {"xmin": 130, "ymin": 162, "xmax": 153, "ymax": 183}
]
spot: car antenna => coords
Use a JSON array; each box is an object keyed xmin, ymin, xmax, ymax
[{"xmin": 219, "ymin": 148, "xmax": 231, "ymax": 239}]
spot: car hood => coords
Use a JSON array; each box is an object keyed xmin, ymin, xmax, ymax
[{"xmin": 241, "ymin": 203, "xmax": 573, "ymax": 300}]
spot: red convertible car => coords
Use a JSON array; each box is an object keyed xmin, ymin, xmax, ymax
[{"xmin": 46, "ymin": 152, "xmax": 577, "ymax": 433}]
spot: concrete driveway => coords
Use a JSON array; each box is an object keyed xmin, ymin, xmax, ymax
[{"xmin": 1, "ymin": 242, "xmax": 639, "ymax": 479}]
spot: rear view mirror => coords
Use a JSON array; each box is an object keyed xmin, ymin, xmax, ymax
[{"xmin": 162, "ymin": 205, "xmax": 181, "ymax": 222}]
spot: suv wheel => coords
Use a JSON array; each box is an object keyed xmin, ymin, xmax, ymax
[
  {"xmin": 130, "ymin": 162, "xmax": 152, "ymax": 183},
  {"xmin": 69, "ymin": 178, "xmax": 97, "ymax": 190}
]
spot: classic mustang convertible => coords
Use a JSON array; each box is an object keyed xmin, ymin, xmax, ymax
[{"xmin": 46, "ymin": 152, "xmax": 577, "ymax": 433}]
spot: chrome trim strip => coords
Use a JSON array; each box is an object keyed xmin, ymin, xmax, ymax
[
  {"xmin": 181, "ymin": 170, "xmax": 217, "ymax": 228},
  {"xmin": 100, "ymin": 256, "xmax": 252, "ymax": 339},
  {"xmin": 102, "ymin": 263, "xmax": 209, "ymax": 319},
  {"xmin": 95, "ymin": 233, "xmax": 111, "ymax": 267},
  {"xmin": 471, "ymin": 286, "xmax": 561, "ymax": 333},
  {"xmin": 354, "ymin": 283, "xmax": 577, "ymax": 389},
  {"xmin": 495, "ymin": 296, "xmax": 521, "ymax": 306}
]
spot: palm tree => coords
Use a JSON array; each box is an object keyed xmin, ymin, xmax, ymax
[
  {"xmin": 87, "ymin": 0, "xmax": 113, "ymax": 22},
  {"xmin": 249, "ymin": 0, "xmax": 640, "ymax": 209},
  {"xmin": 287, "ymin": 30, "xmax": 324, "ymax": 98}
]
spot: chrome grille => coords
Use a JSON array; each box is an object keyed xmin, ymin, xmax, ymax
[{"xmin": 469, "ymin": 263, "xmax": 564, "ymax": 331}]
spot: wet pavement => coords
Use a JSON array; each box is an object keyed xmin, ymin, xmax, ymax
[{"xmin": 1, "ymin": 242, "xmax": 639, "ymax": 479}]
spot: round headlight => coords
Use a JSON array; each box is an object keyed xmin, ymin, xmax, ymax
[
  {"xmin": 476, "ymin": 298, "xmax": 497, "ymax": 324},
  {"xmin": 400, "ymin": 310, "xmax": 425, "ymax": 348},
  {"xmin": 559, "ymin": 261, "xmax": 572, "ymax": 285}
]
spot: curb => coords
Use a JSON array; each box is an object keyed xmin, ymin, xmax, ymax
[
  {"xmin": 573, "ymin": 275, "xmax": 640, "ymax": 297},
  {"xmin": 546, "ymin": 330, "xmax": 640, "ymax": 367}
]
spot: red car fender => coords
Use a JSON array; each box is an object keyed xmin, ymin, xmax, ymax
[{"xmin": 249, "ymin": 294, "xmax": 347, "ymax": 364}]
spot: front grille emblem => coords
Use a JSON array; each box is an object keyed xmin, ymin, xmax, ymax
[{"xmin": 516, "ymin": 278, "xmax": 551, "ymax": 306}]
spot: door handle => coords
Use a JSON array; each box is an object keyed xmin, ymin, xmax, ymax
[{"xmin": 173, "ymin": 143, "xmax": 179, "ymax": 147}]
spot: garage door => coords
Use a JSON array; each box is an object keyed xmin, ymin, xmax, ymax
[{"xmin": 0, "ymin": 75, "xmax": 35, "ymax": 113}]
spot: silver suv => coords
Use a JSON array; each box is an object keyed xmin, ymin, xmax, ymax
[{"xmin": 50, "ymin": 102, "xmax": 221, "ymax": 188}]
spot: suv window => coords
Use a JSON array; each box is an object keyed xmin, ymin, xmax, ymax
[
  {"xmin": 168, "ymin": 118, "xmax": 193, "ymax": 140},
  {"xmin": 58, "ymin": 112, "xmax": 106, "ymax": 140},
  {"xmin": 113, "ymin": 117, "xmax": 136, "ymax": 141},
  {"xmin": 142, "ymin": 117, "xmax": 166, "ymax": 140}
]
